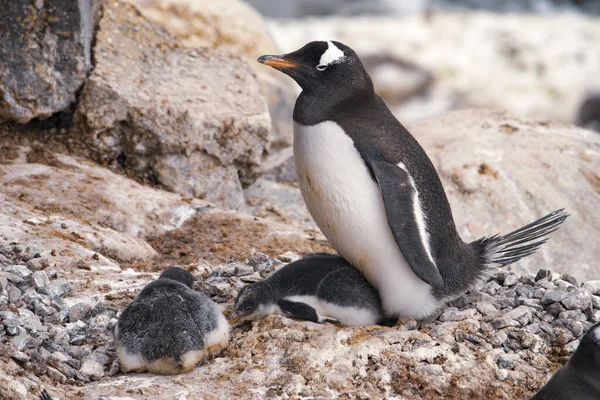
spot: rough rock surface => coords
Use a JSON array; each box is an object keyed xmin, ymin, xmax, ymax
[
  {"xmin": 269, "ymin": 12, "xmax": 600, "ymax": 124},
  {"xmin": 0, "ymin": 0, "xmax": 99, "ymax": 123},
  {"xmin": 245, "ymin": 109, "xmax": 600, "ymax": 281},
  {"xmin": 127, "ymin": 0, "xmax": 298, "ymax": 148},
  {"xmin": 74, "ymin": 0, "xmax": 271, "ymax": 210}
]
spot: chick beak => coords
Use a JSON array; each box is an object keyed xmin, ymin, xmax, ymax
[
  {"xmin": 257, "ymin": 54, "xmax": 298, "ymax": 69},
  {"xmin": 228, "ymin": 314, "xmax": 243, "ymax": 325}
]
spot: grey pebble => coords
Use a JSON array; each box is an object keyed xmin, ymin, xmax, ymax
[{"xmin": 541, "ymin": 289, "xmax": 567, "ymax": 305}]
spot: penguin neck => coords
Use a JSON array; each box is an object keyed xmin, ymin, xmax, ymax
[{"xmin": 293, "ymin": 87, "xmax": 376, "ymax": 126}]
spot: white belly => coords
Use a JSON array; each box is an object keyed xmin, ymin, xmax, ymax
[{"xmin": 293, "ymin": 121, "xmax": 441, "ymax": 319}]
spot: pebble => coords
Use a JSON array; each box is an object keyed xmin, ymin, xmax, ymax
[
  {"xmin": 40, "ymin": 279, "xmax": 72, "ymax": 297},
  {"xmin": 583, "ymin": 280, "xmax": 600, "ymax": 295},
  {"xmin": 535, "ymin": 269, "xmax": 552, "ymax": 281},
  {"xmin": 31, "ymin": 271, "xmax": 49, "ymax": 289},
  {"xmin": 503, "ymin": 273, "xmax": 519, "ymax": 287},
  {"xmin": 561, "ymin": 289, "xmax": 591, "ymax": 310},
  {"xmin": 541, "ymin": 289, "xmax": 568, "ymax": 305},
  {"xmin": 4, "ymin": 265, "xmax": 32, "ymax": 279}
]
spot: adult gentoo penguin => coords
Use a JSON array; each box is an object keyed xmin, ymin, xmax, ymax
[
  {"xmin": 116, "ymin": 267, "xmax": 229, "ymax": 374},
  {"xmin": 230, "ymin": 253, "xmax": 395, "ymax": 326},
  {"xmin": 531, "ymin": 322, "xmax": 600, "ymax": 399},
  {"xmin": 258, "ymin": 41, "xmax": 568, "ymax": 319}
]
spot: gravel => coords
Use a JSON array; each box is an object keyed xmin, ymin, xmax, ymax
[{"xmin": 1, "ymin": 244, "xmax": 599, "ymax": 390}]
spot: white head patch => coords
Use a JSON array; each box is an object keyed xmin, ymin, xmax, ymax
[{"xmin": 318, "ymin": 41, "xmax": 345, "ymax": 67}]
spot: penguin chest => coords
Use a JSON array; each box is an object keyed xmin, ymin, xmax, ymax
[{"xmin": 293, "ymin": 121, "xmax": 439, "ymax": 318}]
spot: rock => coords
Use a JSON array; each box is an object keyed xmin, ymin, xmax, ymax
[
  {"xmin": 69, "ymin": 303, "xmax": 93, "ymax": 322},
  {"xmin": 220, "ymin": 262, "xmax": 254, "ymax": 278},
  {"xmin": 127, "ymin": 0, "xmax": 298, "ymax": 148},
  {"xmin": 497, "ymin": 353, "xmax": 521, "ymax": 369},
  {"xmin": 3, "ymin": 265, "xmax": 32, "ymax": 280},
  {"xmin": 244, "ymin": 177, "xmax": 317, "ymax": 230},
  {"xmin": 7, "ymin": 285, "xmax": 21, "ymax": 304},
  {"xmin": 541, "ymin": 290, "xmax": 568, "ymax": 305},
  {"xmin": 535, "ymin": 269, "xmax": 553, "ymax": 282},
  {"xmin": 27, "ymin": 257, "xmax": 49, "ymax": 272},
  {"xmin": 31, "ymin": 271, "xmax": 49, "ymax": 290},
  {"xmin": 503, "ymin": 306, "xmax": 533, "ymax": 327},
  {"xmin": 361, "ymin": 54, "xmax": 434, "ymax": 106},
  {"xmin": 560, "ymin": 274, "xmax": 578, "ymax": 286},
  {"xmin": 438, "ymin": 308, "xmax": 477, "ymax": 322},
  {"xmin": 0, "ymin": 0, "xmax": 100, "ymax": 123},
  {"xmin": 74, "ymin": 0, "xmax": 270, "ymax": 210},
  {"xmin": 577, "ymin": 92, "xmax": 600, "ymax": 133},
  {"xmin": 502, "ymin": 273, "xmax": 519, "ymax": 287},
  {"xmin": 583, "ymin": 280, "xmax": 600, "ymax": 295},
  {"xmin": 40, "ymin": 279, "xmax": 71, "ymax": 298},
  {"xmin": 80, "ymin": 359, "xmax": 104, "ymax": 381},
  {"xmin": 561, "ymin": 289, "xmax": 592, "ymax": 310}
]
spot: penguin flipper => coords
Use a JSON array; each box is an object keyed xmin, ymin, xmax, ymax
[
  {"xmin": 278, "ymin": 299, "xmax": 334, "ymax": 323},
  {"xmin": 369, "ymin": 160, "xmax": 444, "ymax": 287}
]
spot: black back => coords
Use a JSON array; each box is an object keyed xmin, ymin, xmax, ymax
[{"xmin": 159, "ymin": 266, "xmax": 195, "ymax": 288}]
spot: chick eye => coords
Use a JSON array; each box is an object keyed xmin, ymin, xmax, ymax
[
  {"xmin": 316, "ymin": 64, "xmax": 327, "ymax": 71},
  {"xmin": 244, "ymin": 306, "xmax": 252, "ymax": 313}
]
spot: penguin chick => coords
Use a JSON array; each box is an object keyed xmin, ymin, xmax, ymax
[
  {"xmin": 116, "ymin": 267, "xmax": 229, "ymax": 375},
  {"xmin": 532, "ymin": 321, "xmax": 600, "ymax": 400},
  {"xmin": 231, "ymin": 253, "xmax": 396, "ymax": 327}
]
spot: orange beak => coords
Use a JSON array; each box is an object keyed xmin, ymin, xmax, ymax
[
  {"xmin": 257, "ymin": 55, "xmax": 298, "ymax": 69},
  {"xmin": 228, "ymin": 314, "xmax": 243, "ymax": 325}
]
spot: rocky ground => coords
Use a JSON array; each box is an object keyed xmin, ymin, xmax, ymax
[{"xmin": 1, "ymin": 242, "xmax": 599, "ymax": 399}]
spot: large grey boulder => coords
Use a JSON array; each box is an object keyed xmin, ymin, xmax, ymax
[
  {"xmin": 0, "ymin": 0, "xmax": 99, "ymax": 123},
  {"xmin": 74, "ymin": 0, "xmax": 270, "ymax": 210},
  {"xmin": 127, "ymin": 0, "xmax": 298, "ymax": 148}
]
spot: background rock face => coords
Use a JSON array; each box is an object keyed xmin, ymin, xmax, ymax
[
  {"xmin": 126, "ymin": 0, "xmax": 299, "ymax": 149},
  {"xmin": 74, "ymin": 0, "xmax": 271, "ymax": 210},
  {"xmin": 0, "ymin": 0, "xmax": 99, "ymax": 123}
]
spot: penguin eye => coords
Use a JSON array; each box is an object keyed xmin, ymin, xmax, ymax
[
  {"xmin": 244, "ymin": 306, "xmax": 252, "ymax": 313},
  {"xmin": 316, "ymin": 64, "xmax": 327, "ymax": 71}
]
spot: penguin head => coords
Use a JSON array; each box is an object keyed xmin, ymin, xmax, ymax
[
  {"xmin": 158, "ymin": 266, "xmax": 195, "ymax": 289},
  {"xmin": 258, "ymin": 41, "xmax": 373, "ymax": 97},
  {"xmin": 230, "ymin": 282, "xmax": 275, "ymax": 324}
]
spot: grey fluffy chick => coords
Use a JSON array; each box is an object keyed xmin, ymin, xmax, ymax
[{"xmin": 116, "ymin": 267, "xmax": 229, "ymax": 374}]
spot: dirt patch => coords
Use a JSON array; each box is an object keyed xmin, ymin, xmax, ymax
[
  {"xmin": 0, "ymin": 145, "xmax": 20, "ymax": 164},
  {"xmin": 133, "ymin": 213, "xmax": 333, "ymax": 271},
  {"xmin": 581, "ymin": 169, "xmax": 600, "ymax": 195},
  {"xmin": 499, "ymin": 123, "xmax": 519, "ymax": 135},
  {"xmin": 26, "ymin": 146, "xmax": 81, "ymax": 171},
  {"xmin": 478, "ymin": 163, "xmax": 499, "ymax": 179}
]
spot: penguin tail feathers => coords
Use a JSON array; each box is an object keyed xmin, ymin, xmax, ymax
[{"xmin": 475, "ymin": 209, "xmax": 569, "ymax": 268}]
